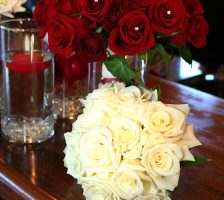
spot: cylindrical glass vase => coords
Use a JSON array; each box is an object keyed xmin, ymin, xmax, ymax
[
  {"xmin": 54, "ymin": 79, "xmax": 85, "ymax": 121},
  {"xmin": 53, "ymin": 55, "xmax": 102, "ymax": 121},
  {"xmin": 126, "ymin": 54, "xmax": 147, "ymax": 85},
  {"xmin": 86, "ymin": 61, "xmax": 102, "ymax": 94},
  {"xmin": 0, "ymin": 18, "xmax": 54, "ymax": 143}
]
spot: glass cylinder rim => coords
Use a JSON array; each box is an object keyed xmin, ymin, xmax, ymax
[{"xmin": 0, "ymin": 18, "xmax": 38, "ymax": 33}]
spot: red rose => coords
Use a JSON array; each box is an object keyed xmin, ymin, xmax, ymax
[
  {"xmin": 187, "ymin": 15, "xmax": 209, "ymax": 48},
  {"xmin": 102, "ymin": 0, "xmax": 129, "ymax": 33},
  {"xmin": 109, "ymin": 10, "xmax": 155, "ymax": 55},
  {"xmin": 77, "ymin": 16, "xmax": 97, "ymax": 32},
  {"xmin": 78, "ymin": 0, "xmax": 111, "ymax": 21},
  {"xmin": 33, "ymin": 0, "xmax": 58, "ymax": 38},
  {"xmin": 46, "ymin": 0, "xmax": 79, "ymax": 15},
  {"xmin": 169, "ymin": 32, "xmax": 187, "ymax": 46},
  {"xmin": 47, "ymin": 15, "xmax": 78, "ymax": 56},
  {"xmin": 148, "ymin": 0, "xmax": 188, "ymax": 34},
  {"xmin": 46, "ymin": 0, "xmax": 61, "ymax": 5},
  {"xmin": 183, "ymin": 0, "xmax": 204, "ymax": 16},
  {"xmin": 129, "ymin": 0, "xmax": 150, "ymax": 12},
  {"xmin": 77, "ymin": 32, "xmax": 106, "ymax": 62}
]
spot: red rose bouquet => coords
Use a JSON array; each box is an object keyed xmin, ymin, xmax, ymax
[{"xmin": 34, "ymin": 0, "xmax": 208, "ymax": 85}]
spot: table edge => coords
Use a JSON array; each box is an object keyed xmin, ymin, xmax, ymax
[{"xmin": 0, "ymin": 160, "xmax": 56, "ymax": 200}]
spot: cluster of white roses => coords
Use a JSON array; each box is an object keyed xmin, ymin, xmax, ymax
[
  {"xmin": 64, "ymin": 82, "xmax": 201, "ymax": 200},
  {"xmin": 0, "ymin": 0, "xmax": 26, "ymax": 18}
]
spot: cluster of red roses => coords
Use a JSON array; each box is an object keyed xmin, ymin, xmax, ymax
[{"xmin": 34, "ymin": 0, "xmax": 208, "ymax": 82}]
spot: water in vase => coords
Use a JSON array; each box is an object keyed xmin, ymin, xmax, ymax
[{"xmin": 1, "ymin": 52, "xmax": 54, "ymax": 143}]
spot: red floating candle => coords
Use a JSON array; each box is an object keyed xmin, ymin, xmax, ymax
[{"xmin": 6, "ymin": 52, "xmax": 51, "ymax": 73}]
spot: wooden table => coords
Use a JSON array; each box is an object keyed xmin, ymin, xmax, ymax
[{"xmin": 0, "ymin": 75, "xmax": 224, "ymax": 200}]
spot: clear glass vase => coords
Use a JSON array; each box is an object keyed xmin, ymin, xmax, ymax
[
  {"xmin": 53, "ymin": 54, "xmax": 154, "ymax": 122},
  {"xmin": 54, "ymin": 79, "xmax": 85, "ymax": 121},
  {"xmin": 86, "ymin": 61, "xmax": 102, "ymax": 93},
  {"xmin": 54, "ymin": 60, "xmax": 102, "ymax": 121},
  {"xmin": 126, "ymin": 54, "xmax": 147, "ymax": 85},
  {"xmin": 0, "ymin": 18, "xmax": 54, "ymax": 143}
]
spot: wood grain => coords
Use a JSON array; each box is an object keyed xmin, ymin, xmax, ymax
[
  {"xmin": 0, "ymin": 75, "xmax": 224, "ymax": 200},
  {"xmin": 147, "ymin": 75, "xmax": 224, "ymax": 200}
]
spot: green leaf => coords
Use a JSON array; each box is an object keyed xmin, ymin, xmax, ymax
[
  {"xmin": 156, "ymin": 31, "xmax": 180, "ymax": 39},
  {"xmin": 139, "ymin": 52, "xmax": 147, "ymax": 62},
  {"xmin": 180, "ymin": 156, "xmax": 211, "ymax": 168},
  {"xmin": 148, "ymin": 48, "xmax": 155, "ymax": 66},
  {"xmin": 157, "ymin": 87, "xmax": 161, "ymax": 101},
  {"xmin": 104, "ymin": 56, "xmax": 137, "ymax": 85},
  {"xmin": 178, "ymin": 45, "xmax": 192, "ymax": 65},
  {"xmin": 152, "ymin": 86, "xmax": 161, "ymax": 101},
  {"xmin": 139, "ymin": 49, "xmax": 155, "ymax": 65},
  {"xmin": 157, "ymin": 43, "xmax": 169, "ymax": 68}
]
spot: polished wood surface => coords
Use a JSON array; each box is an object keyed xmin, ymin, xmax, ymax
[{"xmin": 0, "ymin": 75, "xmax": 224, "ymax": 200}]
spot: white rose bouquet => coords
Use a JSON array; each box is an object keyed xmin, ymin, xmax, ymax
[
  {"xmin": 0, "ymin": 0, "xmax": 26, "ymax": 18},
  {"xmin": 64, "ymin": 82, "xmax": 206, "ymax": 200}
]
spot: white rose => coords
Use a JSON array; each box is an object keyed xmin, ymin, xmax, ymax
[
  {"xmin": 139, "ymin": 85, "xmax": 158, "ymax": 101},
  {"xmin": 141, "ymin": 101, "xmax": 187, "ymax": 139},
  {"xmin": 176, "ymin": 124, "xmax": 202, "ymax": 149},
  {"xmin": 117, "ymin": 86, "xmax": 141, "ymax": 103},
  {"xmin": 117, "ymin": 100, "xmax": 143, "ymax": 123},
  {"xmin": 115, "ymin": 86, "xmax": 143, "ymax": 118},
  {"xmin": 82, "ymin": 83, "xmax": 145, "ymax": 122},
  {"xmin": 79, "ymin": 128, "xmax": 121, "ymax": 175},
  {"xmin": 64, "ymin": 132, "xmax": 83, "ymax": 180},
  {"xmin": 109, "ymin": 117, "xmax": 143, "ymax": 159},
  {"xmin": 81, "ymin": 176, "xmax": 120, "ymax": 200},
  {"xmin": 120, "ymin": 159, "xmax": 158, "ymax": 194},
  {"xmin": 176, "ymin": 124, "xmax": 202, "ymax": 161},
  {"xmin": 0, "ymin": 0, "xmax": 26, "ymax": 17},
  {"xmin": 167, "ymin": 104, "xmax": 190, "ymax": 115},
  {"xmin": 85, "ymin": 82, "xmax": 125, "ymax": 102},
  {"xmin": 83, "ymin": 83, "xmax": 122, "ymax": 117},
  {"xmin": 73, "ymin": 110, "xmax": 110, "ymax": 130},
  {"xmin": 133, "ymin": 190, "xmax": 171, "ymax": 200},
  {"xmin": 142, "ymin": 139, "xmax": 183, "ymax": 191},
  {"xmin": 112, "ymin": 170, "xmax": 144, "ymax": 200},
  {"xmin": 85, "ymin": 85, "xmax": 115, "ymax": 102},
  {"xmin": 112, "ymin": 159, "xmax": 158, "ymax": 200}
]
